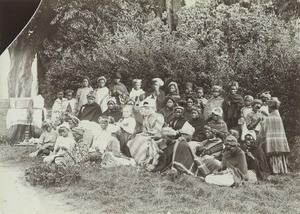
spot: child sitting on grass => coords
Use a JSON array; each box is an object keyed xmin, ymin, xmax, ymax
[
  {"xmin": 43, "ymin": 123, "xmax": 76, "ymax": 166},
  {"xmin": 29, "ymin": 120, "xmax": 58, "ymax": 158}
]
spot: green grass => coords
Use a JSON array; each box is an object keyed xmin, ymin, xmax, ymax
[{"xmin": 1, "ymin": 145, "xmax": 300, "ymax": 214}]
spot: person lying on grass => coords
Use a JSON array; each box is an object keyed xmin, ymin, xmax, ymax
[
  {"xmin": 29, "ymin": 120, "xmax": 58, "ymax": 158},
  {"xmin": 205, "ymin": 135, "xmax": 248, "ymax": 187}
]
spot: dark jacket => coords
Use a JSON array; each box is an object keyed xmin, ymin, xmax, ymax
[{"xmin": 78, "ymin": 102, "xmax": 102, "ymax": 123}]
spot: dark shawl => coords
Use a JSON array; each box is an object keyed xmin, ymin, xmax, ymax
[
  {"xmin": 146, "ymin": 89, "xmax": 166, "ymax": 112},
  {"xmin": 102, "ymin": 108, "xmax": 123, "ymax": 123},
  {"xmin": 159, "ymin": 107, "xmax": 175, "ymax": 125},
  {"xmin": 222, "ymin": 94, "xmax": 244, "ymax": 129},
  {"xmin": 152, "ymin": 139, "xmax": 176, "ymax": 173},
  {"xmin": 169, "ymin": 116, "xmax": 187, "ymax": 131},
  {"xmin": 77, "ymin": 102, "xmax": 102, "ymax": 123},
  {"xmin": 242, "ymin": 144, "xmax": 270, "ymax": 180},
  {"xmin": 208, "ymin": 120, "xmax": 228, "ymax": 141},
  {"xmin": 189, "ymin": 117, "xmax": 207, "ymax": 142}
]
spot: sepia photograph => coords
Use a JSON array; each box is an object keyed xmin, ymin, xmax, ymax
[{"xmin": 0, "ymin": 0, "xmax": 300, "ymax": 213}]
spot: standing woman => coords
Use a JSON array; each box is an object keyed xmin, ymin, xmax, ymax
[
  {"xmin": 143, "ymin": 78, "xmax": 166, "ymax": 112},
  {"xmin": 95, "ymin": 76, "xmax": 109, "ymax": 113},
  {"xmin": 203, "ymin": 86, "xmax": 224, "ymax": 121},
  {"xmin": 76, "ymin": 77, "xmax": 93, "ymax": 112},
  {"xmin": 222, "ymin": 82, "xmax": 244, "ymax": 130},
  {"xmin": 257, "ymin": 98, "xmax": 290, "ymax": 174}
]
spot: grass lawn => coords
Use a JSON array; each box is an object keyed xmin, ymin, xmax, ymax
[{"xmin": 1, "ymin": 145, "xmax": 300, "ymax": 214}]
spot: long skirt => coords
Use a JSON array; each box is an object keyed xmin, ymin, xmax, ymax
[
  {"xmin": 127, "ymin": 135, "xmax": 160, "ymax": 169},
  {"xmin": 268, "ymin": 154, "xmax": 288, "ymax": 174}
]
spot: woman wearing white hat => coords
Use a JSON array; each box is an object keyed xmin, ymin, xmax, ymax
[{"xmin": 95, "ymin": 76, "xmax": 109, "ymax": 113}]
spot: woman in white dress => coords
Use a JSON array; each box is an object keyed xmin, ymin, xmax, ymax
[{"xmin": 95, "ymin": 76, "xmax": 109, "ymax": 113}]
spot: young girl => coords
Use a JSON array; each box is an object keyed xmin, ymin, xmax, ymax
[
  {"xmin": 29, "ymin": 120, "xmax": 58, "ymax": 157},
  {"xmin": 195, "ymin": 87, "xmax": 208, "ymax": 112},
  {"xmin": 239, "ymin": 95, "xmax": 254, "ymax": 140},
  {"xmin": 166, "ymin": 81, "xmax": 181, "ymax": 102},
  {"xmin": 44, "ymin": 123, "xmax": 76, "ymax": 166},
  {"xmin": 76, "ymin": 77, "xmax": 93, "ymax": 112},
  {"xmin": 129, "ymin": 79, "xmax": 145, "ymax": 106},
  {"xmin": 95, "ymin": 76, "xmax": 109, "ymax": 113},
  {"xmin": 62, "ymin": 89, "xmax": 78, "ymax": 115},
  {"xmin": 51, "ymin": 90, "xmax": 66, "ymax": 124},
  {"xmin": 116, "ymin": 105, "xmax": 136, "ymax": 156},
  {"xmin": 203, "ymin": 86, "xmax": 224, "ymax": 121}
]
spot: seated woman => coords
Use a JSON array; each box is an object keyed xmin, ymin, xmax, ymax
[
  {"xmin": 77, "ymin": 91, "xmax": 102, "ymax": 123},
  {"xmin": 168, "ymin": 106, "xmax": 188, "ymax": 133},
  {"xmin": 29, "ymin": 120, "xmax": 58, "ymax": 157},
  {"xmin": 43, "ymin": 123, "xmax": 76, "ymax": 166},
  {"xmin": 102, "ymin": 97, "xmax": 122, "ymax": 123},
  {"xmin": 71, "ymin": 127, "xmax": 91, "ymax": 164},
  {"xmin": 184, "ymin": 95, "xmax": 197, "ymax": 121},
  {"xmin": 90, "ymin": 117, "xmax": 135, "ymax": 167},
  {"xmin": 159, "ymin": 96, "xmax": 176, "ymax": 125},
  {"xmin": 241, "ymin": 131, "xmax": 270, "ymax": 181},
  {"xmin": 208, "ymin": 107, "xmax": 229, "ymax": 141},
  {"xmin": 115, "ymin": 105, "xmax": 136, "ymax": 156},
  {"xmin": 205, "ymin": 135, "xmax": 248, "ymax": 187},
  {"xmin": 127, "ymin": 102, "xmax": 164, "ymax": 167},
  {"xmin": 166, "ymin": 82, "xmax": 181, "ymax": 102},
  {"xmin": 188, "ymin": 107, "xmax": 206, "ymax": 142},
  {"xmin": 125, "ymin": 99, "xmax": 143, "ymax": 134}
]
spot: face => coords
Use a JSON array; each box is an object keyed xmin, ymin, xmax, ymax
[
  {"xmin": 174, "ymin": 109, "xmax": 183, "ymax": 118},
  {"xmin": 66, "ymin": 93, "xmax": 73, "ymax": 100},
  {"xmin": 126, "ymin": 100, "xmax": 135, "ymax": 106},
  {"xmin": 153, "ymin": 82, "xmax": 160, "ymax": 90},
  {"xmin": 57, "ymin": 92, "xmax": 63, "ymax": 99},
  {"xmin": 133, "ymin": 83, "xmax": 141, "ymax": 90},
  {"xmin": 169, "ymin": 85, "xmax": 176, "ymax": 94},
  {"xmin": 166, "ymin": 99, "xmax": 174, "ymax": 108},
  {"xmin": 212, "ymin": 113, "xmax": 220, "ymax": 121},
  {"xmin": 230, "ymin": 86, "xmax": 237, "ymax": 95},
  {"xmin": 245, "ymin": 99, "xmax": 252, "ymax": 107},
  {"xmin": 197, "ymin": 89, "xmax": 204, "ymax": 98},
  {"xmin": 59, "ymin": 128, "xmax": 68, "ymax": 137},
  {"xmin": 224, "ymin": 144, "xmax": 238, "ymax": 155},
  {"xmin": 244, "ymin": 135, "xmax": 254, "ymax": 147},
  {"xmin": 82, "ymin": 79, "xmax": 89, "ymax": 87},
  {"xmin": 98, "ymin": 79, "xmax": 106, "ymax": 88},
  {"xmin": 123, "ymin": 108, "xmax": 132, "ymax": 118},
  {"xmin": 186, "ymin": 98, "xmax": 194, "ymax": 108},
  {"xmin": 205, "ymin": 129, "xmax": 214, "ymax": 139},
  {"xmin": 107, "ymin": 102, "xmax": 115, "ymax": 110},
  {"xmin": 212, "ymin": 91, "xmax": 220, "ymax": 98},
  {"xmin": 185, "ymin": 86, "xmax": 192, "ymax": 94},
  {"xmin": 191, "ymin": 110, "xmax": 199, "ymax": 119},
  {"xmin": 252, "ymin": 104, "xmax": 261, "ymax": 113},
  {"xmin": 68, "ymin": 119, "xmax": 76, "ymax": 129},
  {"xmin": 114, "ymin": 78, "xmax": 120, "ymax": 83},
  {"xmin": 100, "ymin": 121, "xmax": 108, "ymax": 130},
  {"xmin": 87, "ymin": 97, "xmax": 95, "ymax": 105}
]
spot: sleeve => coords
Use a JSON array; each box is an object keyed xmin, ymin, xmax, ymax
[
  {"xmin": 153, "ymin": 114, "xmax": 164, "ymax": 135},
  {"xmin": 39, "ymin": 132, "xmax": 45, "ymax": 145},
  {"xmin": 122, "ymin": 118, "xmax": 136, "ymax": 134}
]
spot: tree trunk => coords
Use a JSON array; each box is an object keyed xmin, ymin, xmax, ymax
[{"xmin": 8, "ymin": 42, "xmax": 35, "ymax": 97}]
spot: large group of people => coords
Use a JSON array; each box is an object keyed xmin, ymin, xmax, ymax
[{"xmin": 31, "ymin": 73, "xmax": 290, "ymax": 187}]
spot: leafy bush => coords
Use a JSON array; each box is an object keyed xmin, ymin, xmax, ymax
[
  {"xmin": 38, "ymin": 1, "xmax": 300, "ymax": 140},
  {"xmin": 25, "ymin": 164, "xmax": 81, "ymax": 187}
]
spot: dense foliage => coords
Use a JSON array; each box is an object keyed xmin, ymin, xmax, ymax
[
  {"xmin": 38, "ymin": 1, "xmax": 300, "ymax": 140},
  {"xmin": 25, "ymin": 164, "xmax": 81, "ymax": 187}
]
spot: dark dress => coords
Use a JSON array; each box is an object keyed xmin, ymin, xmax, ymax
[
  {"xmin": 169, "ymin": 116, "xmax": 187, "ymax": 131},
  {"xmin": 77, "ymin": 102, "xmax": 102, "ymax": 123},
  {"xmin": 146, "ymin": 89, "xmax": 166, "ymax": 112},
  {"xmin": 222, "ymin": 94, "xmax": 244, "ymax": 130},
  {"xmin": 102, "ymin": 108, "xmax": 123, "ymax": 123},
  {"xmin": 189, "ymin": 117, "xmax": 207, "ymax": 142},
  {"xmin": 184, "ymin": 108, "xmax": 193, "ymax": 121},
  {"xmin": 159, "ymin": 107, "xmax": 175, "ymax": 125},
  {"xmin": 241, "ymin": 144, "xmax": 270, "ymax": 180},
  {"xmin": 152, "ymin": 139, "xmax": 176, "ymax": 173}
]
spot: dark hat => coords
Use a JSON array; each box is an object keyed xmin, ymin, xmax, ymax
[
  {"xmin": 165, "ymin": 95, "xmax": 175, "ymax": 103},
  {"xmin": 113, "ymin": 72, "xmax": 121, "ymax": 79},
  {"xmin": 174, "ymin": 105, "xmax": 184, "ymax": 112},
  {"xmin": 251, "ymin": 99, "xmax": 263, "ymax": 107}
]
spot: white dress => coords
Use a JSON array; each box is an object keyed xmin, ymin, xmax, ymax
[
  {"xmin": 51, "ymin": 98, "xmax": 66, "ymax": 122},
  {"xmin": 95, "ymin": 87, "xmax": 109, "ymax": 113},
  {"xmin": 129, "ymin": 88, "xmax": 145, "ymax": 103}
]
